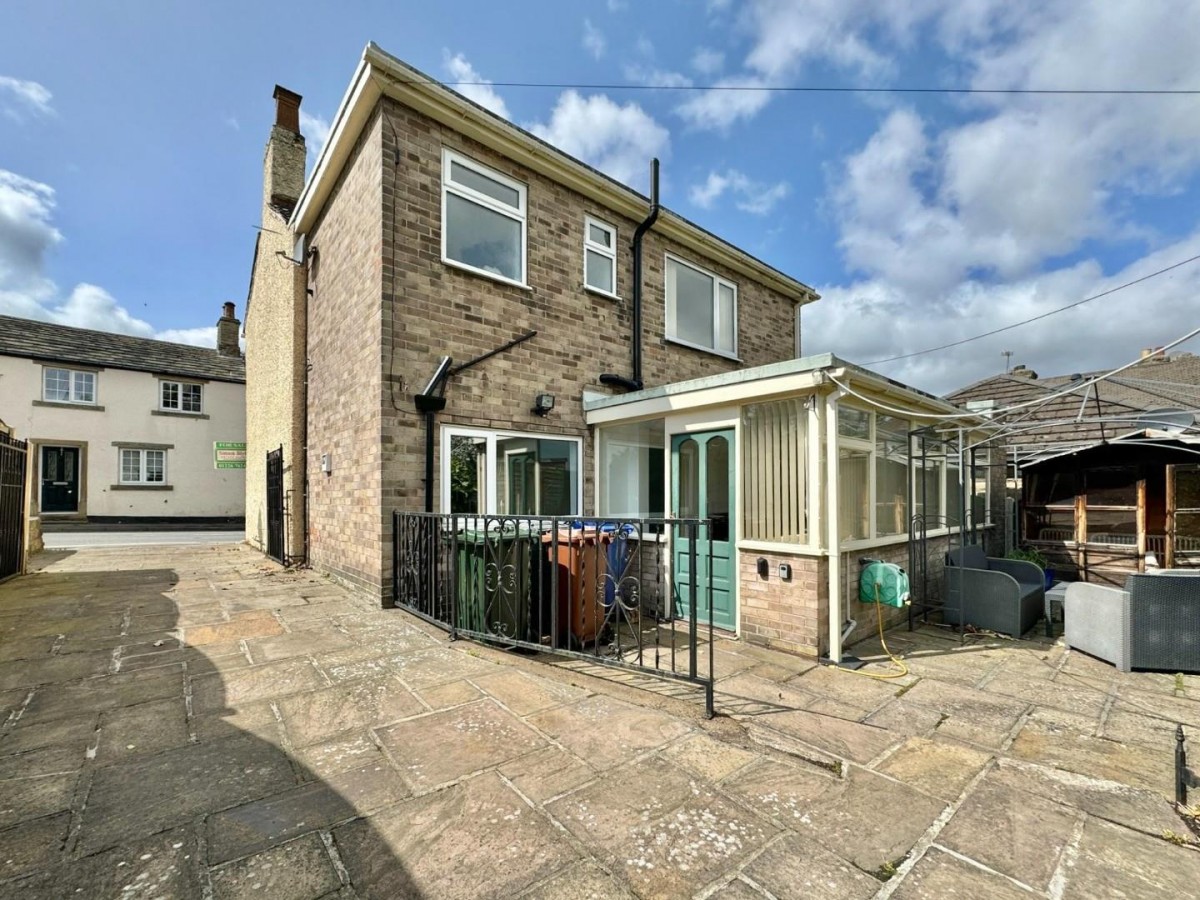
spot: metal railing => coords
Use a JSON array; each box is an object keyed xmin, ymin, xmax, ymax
[
  {"xmin": 0, "ymin": 433, "xmax": 28, "ymax": 582},
  {"xmin": 393, "ymin": 512, "xmax": 715, "ymax": 717}
]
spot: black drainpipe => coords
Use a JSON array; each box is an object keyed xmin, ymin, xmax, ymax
[{"xmin": 601, "ymin": 158, "xmax": 659, "ymax": 392}]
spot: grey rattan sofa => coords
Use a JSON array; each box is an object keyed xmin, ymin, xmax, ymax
[
  {"xmin": 944, "ymin": 545, "xmax": 1045, "ymax": 637},
  {"xmin": 1064, "ymin": 571, "xmax": 1200, "ymax": 672}
]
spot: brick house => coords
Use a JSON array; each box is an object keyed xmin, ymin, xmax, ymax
[{"xmin": 245, "ymin": 44, "xmax": 991, "ymax": 662}]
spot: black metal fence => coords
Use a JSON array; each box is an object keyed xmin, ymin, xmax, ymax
[
  {"xmin": 266, "ymin": 446, "xmax": 284, "ymax": 564},
  {"xmin": 393, "ymin": 512, "xmax": 715, "ymax": 717},
  {"xmin": 0, "ymin": 433, "xmax": 29, "ymax": 581}
]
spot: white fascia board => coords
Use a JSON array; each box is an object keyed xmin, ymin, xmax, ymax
[
  {"xmin": 585, "ymin": 370, "xmax": 826, "ymax": 426},
  {"xmin": 290, "ymin": 53, "xmax": 378, "ymax": 234},
  {"xmin": 291, "ymin": 43, "xmax": 817, "ymax": 305}
]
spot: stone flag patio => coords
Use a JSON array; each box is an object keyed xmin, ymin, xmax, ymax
[{"xmin": 1, "ymin": 543, "xmax": 1198, "ymax": 898}]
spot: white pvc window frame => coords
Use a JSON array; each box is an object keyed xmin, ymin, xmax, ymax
[
  {"xmin": 440, "ymin": 148, "xmax": 528, "ymax": 287},
  {"xmin": 583, "ymin": 216, "xmax": 618, "ymax": 298},
  {"xmin": 42, "ymin": 367, "xmax": 96, "ymax": 405},
  {"xmin": 440, "ymin": 426, "xmax": 583, "ymax": 516},
  {"xmin": 159, "ymin": 380, "xmax": 204, "ymax": 414},
  {"xmin": 664, "ymin": 253, "xmax": 738, "ymax": 359},
  {"xmin": 119, "ymin": 447, "xmax": 167, "ymax": 485}
]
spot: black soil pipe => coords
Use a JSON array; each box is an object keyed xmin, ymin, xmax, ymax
[{"xmin": 601, "ymin": 158, "xmax": 659, "ymax": 392}]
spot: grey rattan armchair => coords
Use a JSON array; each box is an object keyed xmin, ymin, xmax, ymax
[
  {"xmin": 944, "ymin": 545, "xmax": 1045, "ymax": 637},
  {"xmin": 1064, "ymin": 572, "xmax": 1200, "ymax": 673}
]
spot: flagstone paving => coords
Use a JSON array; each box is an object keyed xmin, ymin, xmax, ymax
[{"xmin": 1, "ymin": 543, "xmax": 1198, "ymax": 898}]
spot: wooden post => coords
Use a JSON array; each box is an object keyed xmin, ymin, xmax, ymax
[
  {"xmin": 1166, "ymin": 465, "xmax": 1177, "ymax": 569},
  {"xmin": 1075, "ymin": 491, "xmax": 1088, "ymax": 582},
  {"xmin": 1136, "ymin": 478, "xmax": 1147, "ymax": 572}
]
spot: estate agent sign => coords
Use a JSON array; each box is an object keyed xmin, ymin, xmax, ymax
[{"xmin": 214, "ymin": 442, "xmax": 247, "ymax": 469}]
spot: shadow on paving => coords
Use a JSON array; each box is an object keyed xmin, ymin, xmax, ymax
[{"xmin": 0, "ymin": 565, "xmax": 420, "ymax": 899}]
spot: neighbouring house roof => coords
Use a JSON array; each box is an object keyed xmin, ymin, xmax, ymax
[
  {"xmin": 0, "ymin": 315, "xmax": 246, "ymax": 384},
  {"xmin": 290, "ymin": 43, "xmax": 818, "ymax": 306},
  {"xmin": 945, "ymin": 353, "xmax": 1200, "ymax": 461}
]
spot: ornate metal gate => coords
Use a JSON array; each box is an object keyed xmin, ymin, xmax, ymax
[
  {"xmin": 0, "ymin": 433, "xmax": 29, "ymax": 581},
  {"xmin": 266, "ymin": 446, "xmax": 285, "ymax": 564}
]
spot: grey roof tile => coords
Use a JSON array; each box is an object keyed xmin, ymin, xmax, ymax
[{"xmin": 0, "ymin": 315, "xmax": 244, "ymax": 384}]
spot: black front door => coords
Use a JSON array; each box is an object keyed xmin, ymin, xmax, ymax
[{"xmin": 41, "ymin": 446, "xmax": 79, "ymax": 513}]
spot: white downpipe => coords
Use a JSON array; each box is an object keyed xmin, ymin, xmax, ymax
[{"xmin": 825, "ymin": 389, "xmax": 845, "ymax": 663}]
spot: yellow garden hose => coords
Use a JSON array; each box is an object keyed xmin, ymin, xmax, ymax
[{"xmin": 839, "ymin": 584, "xmax": 910, "ymax": 681}]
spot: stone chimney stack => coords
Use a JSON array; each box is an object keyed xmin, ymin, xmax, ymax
[
  {"xmin": 217, "ymin": 302, "xmax": 241, "ymax": 357},
  {"xmin": 1009, "ymin": 364, "xmax": 1037, "ymax": 379},
  {"xmin": 264, "ymin": 85, "xmax": 306, "ymax": 215}
]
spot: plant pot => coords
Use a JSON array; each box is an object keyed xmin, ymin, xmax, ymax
[{"xmin": 1044, "ymin": 568, "xmax": 1056, "ymax": 590}]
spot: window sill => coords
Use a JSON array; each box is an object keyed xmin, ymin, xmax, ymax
[
  {"xmin": 584, "ymin": 285, "xmax": 621, "ymax": 302},
  {"xmin": 152, "ymin": 410, "xmax": 210, "ymax": 420},
  {"xmin": 110, "ymin": 484, "xmax": 173, "ymax": 491},
  {"xmin": 738, "ymin": 539, "xmax": 822, "ymax": 556},
  {"xmin": 443, "ymin": 258, "xmax": 531, "ymax": 291},
  {"xmin": 664, "ymin": 336, "xmax": 740, "ymax": 363},
  {"xmin": 33, "ymin": 400, "xmax": 105, "ymax": 411}
]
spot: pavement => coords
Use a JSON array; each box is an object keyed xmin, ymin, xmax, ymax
[
  {"xmin": 41, "ymin": 531, "xmax": 244, "ymax": 549},
  {"xmin": 1, "ymin": 544, "xmax": 1198, "ymax": 899}
]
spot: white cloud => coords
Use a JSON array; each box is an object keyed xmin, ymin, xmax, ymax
[
  {"xmin": 0, "ymin": 168, "xmax": 218, "ymax": 346},
  {"xmin": 689, "ymin": 169, "xmax": 790, "ymax": 214},
  {"xmin": 0, "ymin": 75, "xmax": 53, "ymax": 119},
  {"xmin": 299, "ymin": 109, "xmax": 331, "ymax": 162},
  {"xmin": 624, "ymin": 65, "xmax": 692, "ymax": 89},
  {"xmin": 442, "ymin": 51, "xmax": 510, "ymax": 119},
  {"xmin": 691, "ymin": 48, "xmax": 725, "ymax": 76},
  {"xmin": 606, "ymin": 0, "xmax": 627, "ymax": 10},
  {"xmin": 676, "ymin": 76, "xmax": 772, "ymax": 132},
  {"xmin": 583, "ymin": 19, "xmax": 606, "ymax": 60},
  {"xmin": 529, "ymin": 92, "xmax": 669, "ymax": 190}
]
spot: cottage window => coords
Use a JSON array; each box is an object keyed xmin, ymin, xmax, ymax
[
  {"xmin": 583, "ymin": 217, "xmax": 617, "ymax": 296},
  {"xmin": 160, "ymin": 380, "xmax": 203, "ymax": 414},
  {"xmin": 441, "ymin": 149, "xmax": 527, "ymax": 286},
  {"xmin": 742, "ymin": 398, "xmax": 807, "ymax": 543},
  {"xmin": 43, "ymin": 367, "xmax": 95, "ymax": 404},
  {"xmin": 119, "ymin": 448, "xmax": 167, "ymax": 485},
  {"xmin": 444, "ymin": 427, "xmax": 580, "ymax": 516},
  {"xmin": 665, "ymin": 255, "xmax": 736, "ymax": 357}
]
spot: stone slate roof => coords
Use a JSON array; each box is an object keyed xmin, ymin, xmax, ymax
[
  {"xmin": 0, "ymin": 315, "xmax": 245, "ymax": 384},
  {"xmin": 946, "ymin": 354, "xmax": 1200, "ymax": 455}
]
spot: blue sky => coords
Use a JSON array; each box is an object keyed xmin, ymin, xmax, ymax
[{"xmin": 2, "ymin": 0, "xmax": 1199, "ymax": 393}]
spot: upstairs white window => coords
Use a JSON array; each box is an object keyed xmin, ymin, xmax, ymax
[
  {"xmin": 43, "ymin": 367, "xmax": 96, "ymax": 404},
  {"xmin": 442, "ymin": 149, "xmax": 527, "ymax": 285},
  {"xmin": 160, "ymin": 380, "xmax": 203, "ymax": 414},
  {"xmin": 119, "ymin": 448, "xmax": 167, "ymax": 485},
  {"xmin": 583, "ymin": 217, "xmax": 617, "ymax": 296},
  {"xmin": 665, "ymin": 255, "xmax": 737, "ymax": 357}
]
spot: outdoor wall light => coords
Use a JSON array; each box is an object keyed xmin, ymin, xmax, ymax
[
  {"xmin": 756, "ymin": 557, "xmax": 769, "ymax": 579},
  {"xmin": 533, "ymin": 393, "xmax": 556, "ymax": 416}
]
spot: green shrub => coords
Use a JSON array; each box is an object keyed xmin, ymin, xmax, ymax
[{"xmin": 1007, "ymin": 547, "xmax": 1048, "ymax": 569}]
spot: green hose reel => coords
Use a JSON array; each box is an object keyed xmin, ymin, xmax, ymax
[{"xmin": 859, "ymin": 560, "xmax": 910, "ymax": 608}]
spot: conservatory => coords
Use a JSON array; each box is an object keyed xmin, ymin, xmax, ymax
[{"xmin": 584, "ymin": 353, "xmax": 998, "ymax": 663}]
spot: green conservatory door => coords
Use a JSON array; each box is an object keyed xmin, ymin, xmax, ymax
[{"xmin": 672, "ymin": 430, "xmax": 735, "ymax": 630}]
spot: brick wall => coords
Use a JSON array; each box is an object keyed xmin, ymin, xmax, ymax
[
  {"xmin": 305, "ymin": 108, "xmax": 384, "ymax": 596},
  {"xmin": 376, "ymin": 96, "xmax": 801, "ymax": 599},
  {"xmin": 738, "ymin": 549, "xmax": 828, "ymax": 657}
]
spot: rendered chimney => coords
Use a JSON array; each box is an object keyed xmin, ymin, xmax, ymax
[
  {"xmin": 1139, "ymin": 347, "xmax": 1166, "ymax": 362},
  {"xmin": 264, "ymin": 85, "xmax": 306, "ymax": 215},
  {"xmin": 217, "ymin": 302, "xmax": 241, "ymax": 357}
]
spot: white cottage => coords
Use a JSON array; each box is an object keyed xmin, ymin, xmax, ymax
[{"xmin": 0, "ymin": 306, "xmax": 246, "ymax": 527}]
